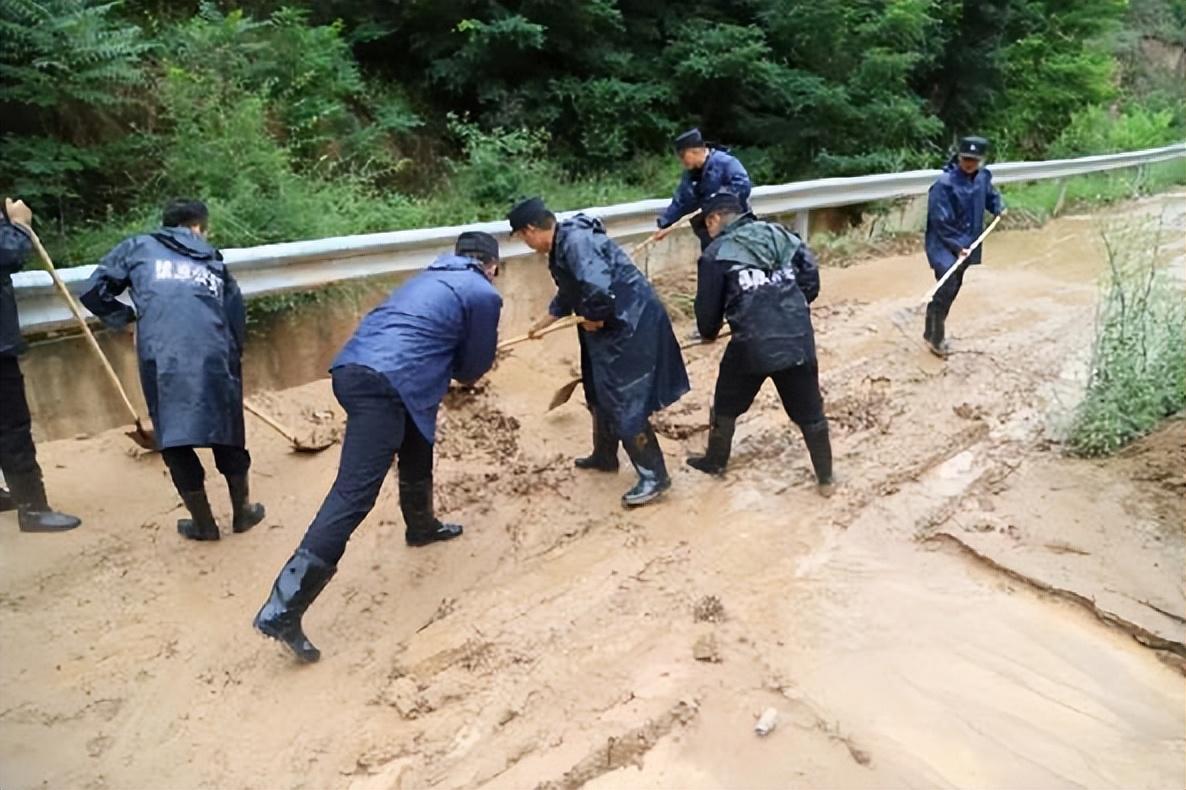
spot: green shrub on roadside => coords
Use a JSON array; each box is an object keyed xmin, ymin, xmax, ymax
[{"xmin": 1068, "ymin": 220, "xmax": 1186, "ymax": 456}]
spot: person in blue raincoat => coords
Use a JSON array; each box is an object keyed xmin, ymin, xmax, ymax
[
  {"xmin": 653, "ymin": 128, "xmax": 752, "ymax": 251},
  {"xmin": 923, "ymin": 136, "xmax": 1006, "ymax": 357},
  {"xmin": 254, "ymin": 231, "xmax": 503, "ymax": 663},
  {"xmin": 509, "ymin": 197, "xmax": 690, "ymax": 508},
  {"xmin": 0, "ymin": 197, "xmax": 81, "ymax": 532},
  {"xmin": 81, "ymin": 199, "xmax": 265, "ymax": 541}
]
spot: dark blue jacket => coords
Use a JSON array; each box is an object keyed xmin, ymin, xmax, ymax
[
  {"xmin": 658, "ymin": 148, "xmax": 752, "ymax": 229},
  {"xmin": 548, "ymin": 215, "xmax": 689, "ymax": 438},
  {"xmin": 925, "ymin": 158, "xmax": 1004, "ymax": 273},
  {"xmin": 81, "ymin": 227, "xmax": 247, "ymax": 450},
  {"xmin": 333, "ymin": 254, "xmax": 502, "ymax": 443},
  {"xmin": 0, "ymin": 220, "xmax": 33, "ymax": 357},
  {"xmin": 697, "ymin": 214, "xmax": 820, "ymax": 374}
]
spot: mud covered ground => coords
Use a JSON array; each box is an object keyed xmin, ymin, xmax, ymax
[{"xmin": 1, "ymin": 193, "xmax": 1184, "ymax": 789}]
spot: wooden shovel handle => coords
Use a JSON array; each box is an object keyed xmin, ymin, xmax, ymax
[
  {"xmin": 243, "ymin": 399, "xmax": 300, "ymax": 443},
  {"xmin": 497, "ymin": 314, "xmax": 583, "ymax": 350},
  {"xmin": 921, "ymin": 214, "xmax": 1002, "ymax": 305},
  {"xmin": 19, "ymin": 224, "xmax": 144, "ymax": 425},
  {"xmin": 628, "ymin": 209, "xmax": 702, "ymax": 256}
]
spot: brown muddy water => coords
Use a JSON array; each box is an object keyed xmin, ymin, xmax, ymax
[{"xmin": 1, "ymin": 194, "xmax": 1183, "ymax": 790}]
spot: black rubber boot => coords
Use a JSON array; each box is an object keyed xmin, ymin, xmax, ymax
[
  {"xmin": 226, "ymin": 474, "xmax": 265, "ymax": 534},
  {"xmin": 8, "ymin": 471, "xmax": 81, "ymax": 533},
  {"xmin": 399, "ymin": 478, "xmax": 463, "ymax": 547},
  {"xmin": 253, "ymin": 548, "xmax": 337, "ymax": 663},
  {"xmin": 622, "ymin": 426, "xmax": 671, "ymax": 508},
  {"xmin": 574, "ymin": 408, "xmax": 620, "ymax": 472},
  {"xmin": 0, "ymin": 486, "xmax": 14, "ymax": 513},
  {"xmin": 927, "ymin": 304, "xmax": 949, "ymax": 358},
  {"xmin": 686, "ymin": 411, "xmax": 737, "ymax": 476},
  {"xmin": 923, "ymin": 306, "xmax": 935, "ymax": 344},
  {"xmin": 800, "ymin": 420, "xmax": 835, "ymax": 496},
  {"xmin": 177, "ymin": 488, "xmax": 220, "ymax": 541}
]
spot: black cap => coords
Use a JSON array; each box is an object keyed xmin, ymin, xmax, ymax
[
  {"xmin": 455, "ymin": 231, "xmax": 500, "ymax": 262},
  {"xmin": 958, "ymin": 136, "xmax": 989, "ymax": 160},
  {"xmin": 674, "ymin": 128, "xmax": 705, "ymax": 152},
  {"xmin": 507, "ymin": 197, "xmax": 550, "ymax": 232},
  {"xmin": 702, "ymin": 191, "xmax": 743, "ymax": 216}
]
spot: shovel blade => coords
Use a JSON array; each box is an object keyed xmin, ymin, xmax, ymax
[
  {"xmin": 293, "ymin": 438, "xmax": 336, "ymax": 453},
  {"xmin": 125, "ymin": 420, "xmax": 157, "ymax": 451},
  {"xmin": 548, "ymin": 377, "xmax": 583, "ymax": 412}
]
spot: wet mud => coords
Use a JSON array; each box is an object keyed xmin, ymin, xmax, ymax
[{"xmin": 1, "ymin": 192, "xmax": 1184, "ymax": 789}]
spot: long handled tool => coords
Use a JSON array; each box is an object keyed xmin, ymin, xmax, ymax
[
  {"xmin": 496, "ymin": 314, "xmax": 583, "ymax": 352},
  {"xmin": 19, "ymin": 223, "xmax": 156, "ymax": 450},
  {"xmin": 547, "ymin": 329, "xmax": 732, "ymax": 411},
  {"xmin": 920, "ymin": 215, "xmax": 1002, "ymax": 305},
  {"xmin": 628, "ymin": 209, "xmax": 702, "ymax": 258},
  {"xmin": 243, "ymin": 398, "xmax": 336, "ymax": 453}
]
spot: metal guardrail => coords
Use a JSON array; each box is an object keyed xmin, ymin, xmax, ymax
[{"xmin": 14, "ymin": 142, "xmax": 1185, "ymax": 333}]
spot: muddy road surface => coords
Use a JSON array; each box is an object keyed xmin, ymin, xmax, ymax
[{"xmin": 1, "ymin": 193, "xmax": 1183, "ymax": 789}]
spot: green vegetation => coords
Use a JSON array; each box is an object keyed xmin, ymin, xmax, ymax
[
  {"xmin": 1003, "ymin": 159, "xmax": 1186, "ymax": 225},
  {"xmin": 1, "ymin": 0, "xmax": 1183, "ymax": 266},
  {"xmin": 1068, "ymin": 219, "xmax": 1185, "ymax": 456}
]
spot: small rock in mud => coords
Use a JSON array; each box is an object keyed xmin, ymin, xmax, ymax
[
  {"xmin": 845, "ymin": 740, "xmax": 873, "ymax": 766},
  {"xmin": 692, "ymin": 634, "xmax": 721, "ymax": 663},
  {"xmin": 693, "ymin": 595, "xmax": 726, "ymax": 623},
  {"xmin": 953, "ymin": 403, "xmax": 985, "ymax": 420},
  {"xmin": 381, "ymin": 677, "xmax": 425, "ymax": 720}
]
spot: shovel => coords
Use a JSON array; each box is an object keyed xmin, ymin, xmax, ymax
[
  {"xmin": 496, "ymin": 314, "xmax": 583, "ymax": 352},
  {"xmin": 548, "ymin": 329, "xmax": 732, "ymax": 411},
  {"xmin": 19, "ymin": 223, "xmax": 156, "ymax": 450},
  {"xmin": 628, "ymin": 209, "xmax": 702, "ymax": 277},
  {"xmin": 243, "ymin": 399, "xmax": 337, "ymax": 453},
  {"xmin": 919, "ymin": 215, "xmax": 1002, "ymax": 306}
]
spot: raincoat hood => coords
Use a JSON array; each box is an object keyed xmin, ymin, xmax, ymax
[
  {"xmin": 427, "ymin": 252, "xmax": 486, "ymax": 275},
  {"xmin": 150, "ymin": 226, "xmax": 220, "ymax": 262},
  {"xmin": 716, "ymin": 214, "xmax": 801, "ymax": 274}
]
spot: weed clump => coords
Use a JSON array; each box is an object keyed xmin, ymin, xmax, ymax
[{"xmin": 1068, "ymin": 219, "xmax": 1185, "ymax": 456}]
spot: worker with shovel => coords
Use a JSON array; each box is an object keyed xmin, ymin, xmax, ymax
[
  {"xmin": 253, "ymin": 231, "xmax": 503, "ymax": 663},
  {"xmin": 652, "ymin": 128, "xmax": 752, "ymax": 251},
  {"xmin": 685, "ymin": 192, "xmax": 834, "ymax": 495},
  {"xmin": 0, "ymin": 197, "xmax": 82, "ymax": 532},
  {"xmin": 510, "ymin": 197, "xmax": 689, "ymax": 508},
  {"xmin": 923, "ymin": 136, "xmax": 1006, "ymax": 357},
  {"xmin": 80, "ymin": 199, "xmax": 265, "ymax": 541}
]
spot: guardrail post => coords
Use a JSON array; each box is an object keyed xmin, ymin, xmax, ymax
[
  {"xmin": 793, "ymin": 210, "xmax": 810, "ymax": 239},
  {"xmin": 1052, "ymin": 179, "xmax": 1069, "ymax": 217}
]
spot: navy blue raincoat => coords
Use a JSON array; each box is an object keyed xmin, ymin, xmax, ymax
[
  {"xmin": 925, "ymin": 158, "xmax": 1004, "ymax": 274},
  {"xmin": 0, "ymin": 220, "xmax": 33, "ymax": 357},
  {"xmin": 548, "ymin": 215, "xmax": 689, "ymax": 438},
  {"xmin": 696, "ymin": 214, "xmax": 820, "ymax": 374},
  {"xmin": 81, "ymin": 227, "xmax": 247, "ymax": 450},
  {"xmin": 658, "ymin": 148, "xmax": 752, "ymax": 229},
  {"xmin": 333, "ymin": 254, "xmax": 502, "ymax": 443}
]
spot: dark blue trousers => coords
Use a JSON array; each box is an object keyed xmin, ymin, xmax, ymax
[
  {"xmin": 930, "ymin": 264, "xmax": 967, "ymax": 317},
  {"xmin": 298, "ymin": 365, "xmax": 432, "ymax": 565}
]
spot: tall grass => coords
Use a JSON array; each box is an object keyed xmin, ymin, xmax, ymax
[{"xmin": 1067, "ymin": 218, "xmax": 1186, "ymax": 456}]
